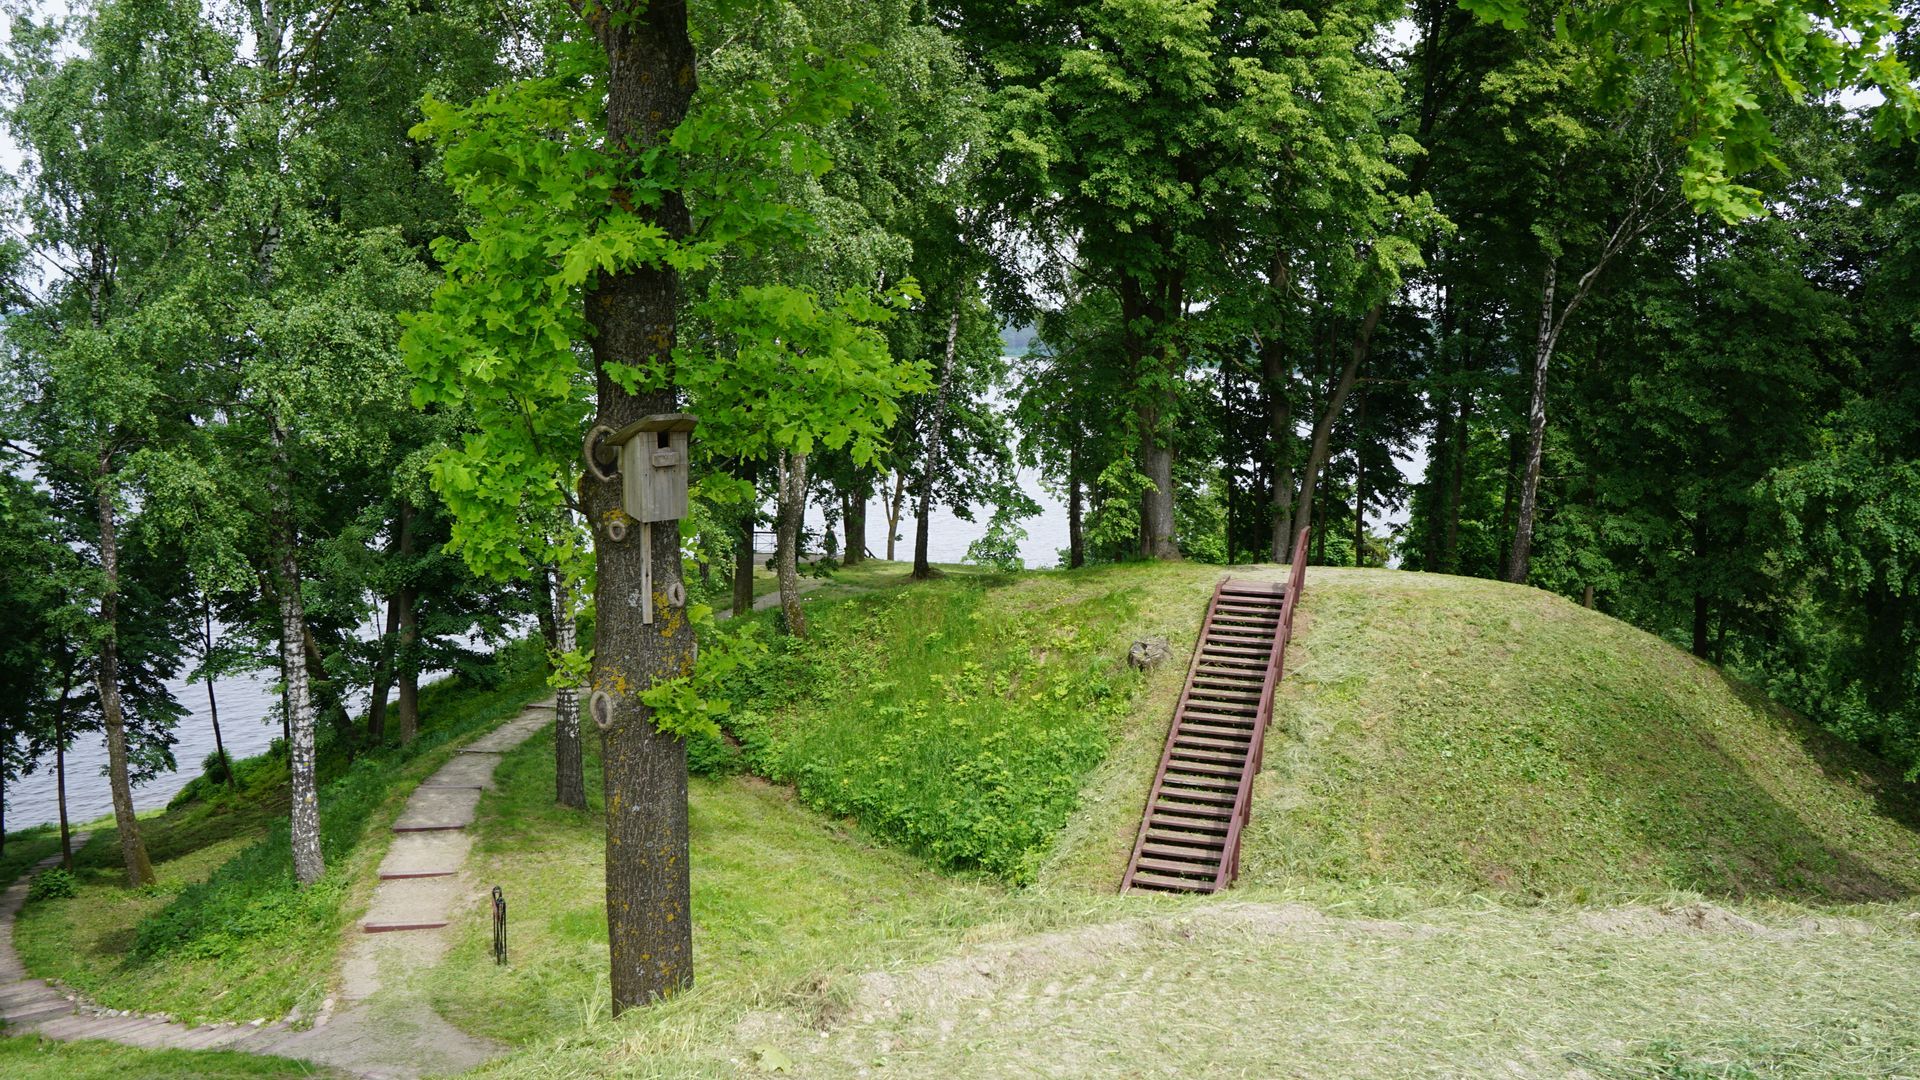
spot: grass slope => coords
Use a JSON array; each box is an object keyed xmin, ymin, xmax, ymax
[
  {"xmin": 1229, "ymin": 569, "xmax": 1920, "ymax": 900},
  {"xmin": 428, "ymin": 562, "xmax": 1920, "ymax": 1078},
  {"xmin": 13, "ymin": 644, "xmax": 553, "ymax": 1023}
]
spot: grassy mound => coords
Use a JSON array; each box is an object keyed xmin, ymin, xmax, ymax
[
  {"xmin": 714, "ymin": 563, "xmax": 1236, "ymax": 882},
  {"xmin": 1214, "ymin": 569, "xmax": 1920, "ymax": 901}
]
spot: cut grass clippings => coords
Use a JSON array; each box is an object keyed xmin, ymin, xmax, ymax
[{"xmin": 0, "ymin": 1034, "xmax": 333, "ymax": 1079}]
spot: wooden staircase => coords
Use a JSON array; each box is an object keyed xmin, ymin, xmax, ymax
[{"xmin": 1121, "ymin": 529, "xmax": 1309, "ymax": 894}]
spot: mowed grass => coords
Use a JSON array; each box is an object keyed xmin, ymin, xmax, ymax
[
  {"xmin": 13, "ymin": 645, "xmax": 554, "ymax": 1024},
  {"xmin": 0, "ymin": 1035, "xmax": 333, "ymax": 1079},
  {"xmin": 1223, "ymin": 569, "xmax": 1920, "ymax": 901},
  {"xmin": 423, "ymin": 728, "xmax": 1060, "ymax": 1047}
]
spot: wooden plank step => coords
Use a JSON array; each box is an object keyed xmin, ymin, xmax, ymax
[
  {"xmin": 1219, "ymin": 579, "xmax": 1287, "ymax": 596},
  {"xmin": 1178, "ymin": 722, "xmax": 1255, "ymax": 741},
  {"xmin": 1135, "ymin": 855, "xmax": 1218, "ymax": 876},
  {"xmin": 1129, "ymin": 871, "xmax": 1214, "ymax": 892},
  {"xmin": 1201, "ymin": 644, "xmax": 1271, "ymax": 659},
  {"xmin": 1146, "ymin": 826, "xmax": 1226, "ymax": 848},
  {"xmin": 1152, "ymin": 800, "xmax": 1232, "ymax": 821},
  {"xmin": 1170, "ymin": 746, "xmax": 1244, "ymax": 765},
  {"xmin": 1160, "ymin": 774, "xmax": 1240, "ymax": 793},
  {"xmin": 1175, "ymin": 732, "xmax": 1250, "ymax": 751},
  {"xmin": 1181, "ymin": 707, "xmax": 1257, "ymax": 724},
  {"xmin": 1189, "ymin": 686, "xmax": 1261, "ymax": 703},
  {"xmin": 1144, "ymin": 776, "xmax": 1236, "ymax": 795},
  {"xmin": 1141, "ymin": 840, "xmax": 1226, "ymax": 862},
  {"xmin": 1165, "ymin": 758, "xmax": 1244, "ymax": 779}
]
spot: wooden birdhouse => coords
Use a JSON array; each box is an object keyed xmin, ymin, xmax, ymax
[{"xmin": 604, "ymin": 413, "xmax": 697, "ymax": 524}]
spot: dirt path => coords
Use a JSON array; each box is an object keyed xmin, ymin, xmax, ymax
[{"xmin": 0, "ymin": 700, "xmax": 555, "ymax": 1078}]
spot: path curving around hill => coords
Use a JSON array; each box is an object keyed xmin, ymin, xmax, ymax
[{"xmin": 1, "ymin": 700, "xmax": 556, "ymax": 1078}]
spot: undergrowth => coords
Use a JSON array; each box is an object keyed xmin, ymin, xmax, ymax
[{"xmin": 716, "ymin": 573, "xmax": 1147, "ymax": 883}]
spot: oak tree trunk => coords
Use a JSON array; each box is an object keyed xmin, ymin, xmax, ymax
[
  {"xmin": 732, "ymin": 459, "xmax": 757, "ymax": 617},
  {"xmin": 885, "ymin": 471, "xmax": 906, "ymax": 561},
  {"xmin": 1443, "ymin": 392, "xmax": 1469, "ymax": 572},
  {"xmin": 842, "ymin": 476, "xmax": 868, "ymax": 565},
  {"xmin": 914, "ymin": 307, "xmax": 962, "ymax": 579},
  {"xmin": 203, "ymin": 601, "xmax": 233, "ymax": 785},
  {"xmin": 1067, "ymin": 440, "xmax": 1085, "ymax": 569},
  {"xmin": 54, "ymin": 665, "xmax": 73, "ymax": 869},
  {"xmin": 775, "ymin": 451, "xmax": 809, "ymax": 635},
  {"xmin": 582, "ymin": 0, "xmax": 699, "ymax": 1013},
  {"xmin": 94, "ymin": 467, "xmax": 154, "ymax": 888}
]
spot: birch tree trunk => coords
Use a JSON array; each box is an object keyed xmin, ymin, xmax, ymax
[
  {"xmin": 94, "ymin": 463, "xmax": 154, "ymax": 888},
  {"xmin": 1506, "ymin": 263, "xmax": 1559, "ymax": 584},
  {"xmin": 270, "ymin": 424, "xmax": 325, "ymax": 888},
  {"xmin": 549, "ymin": 565, "xmax": 586, "ymax": 809},
  {"xmin": 775, "ymin": 451, "xmax": 809, "ymax": 635}
]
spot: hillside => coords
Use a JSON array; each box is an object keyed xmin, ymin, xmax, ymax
[{"xmin": 1050, "ymin": 567, "xmax": 1920, "ymax": 901}]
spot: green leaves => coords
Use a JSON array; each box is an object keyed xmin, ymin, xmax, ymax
[{"xmin": 1462, "ymin": 0, "xmax": 1920, "ymax": 219}]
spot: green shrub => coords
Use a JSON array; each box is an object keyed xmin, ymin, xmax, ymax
[
  {"xmin": 27, "ymin": 867, "xmax": 76, "ymax": 902},
  {"xmin": 722, "ymin": 579, "xmax": 1142, "ymax": 883}
]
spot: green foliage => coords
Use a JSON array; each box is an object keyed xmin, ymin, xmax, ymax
[
  {"xmin": 962, "ymin": 508, "xmax": 1028, "ymax": 572},
  {"xmin": 1460, "ymin": 0, "xmax": 1919, "ymax": 219},
  {"xmin": 724, "ymin": 580, "xmax": 1143, "ymax": 882},
  {"xmin": 26, "ymin": 867, "xmax": 76, "ymax": 902},
  {"xmin": 632, "ymin": 605, "xmax": 767, "ymax": 741}
]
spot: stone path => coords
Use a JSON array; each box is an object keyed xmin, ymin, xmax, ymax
[{"xmin": 0, "ymin": 700, "xmax": 556, "ymax": 1078}]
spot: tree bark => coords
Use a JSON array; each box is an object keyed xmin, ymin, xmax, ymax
[
  {"xmin": 94, "ymin": 464, "xmax": 154, "ymax": 888},
  {"xmin": 775, "ymin": 451, "xmax": 809, "ymax": 635},
  {"xmin": 549, "ymin": 564, "xmax": 587, "ymax": 809},
  {"xmin": 1264, "ymin": 349, "xmax": 1294, "ymax": 563},
  {"xmin": 54, "ymin": 662, "xmax": 74, "ymax": 870},
  {"xmin": 1691, "ymin": 514, "xmax": 1711, "ymax": 658},
  {"xmin": 1291, "ymin": 304, "xmax": 1383, "ymax": 545},
  {"xmin": 732, "ymin": 459, "xmax": 756, "ymax": 617},
  {"xmin": 842, "ymin": 475, "xmax": 868, "ymax": 566},
  {"xmin": 914, "ymin": 307, "xmax": 962, "ymax": 579},
  {"xmin": 885, "ymin": 471, "xmax": 907, "ymax": 561},
  {"xmin": 1067, "ymin": 440, "xmax": 1085, "ymax": 569},
  {"xmin": 394, "ymin": 501, "xmax": 420, "ymax": 743},
  {"xmin": 201, "ymin": 599, "xmax": 234, "ymax": 786},
  {"xmin": 581, "ymin": 0, "xmax": 699, "ymax": 1013},
  {"xmin": 270, "ymin": 423, "xmax": 325, "ymax": 888},
  {"xmin": 1507, "ymin": 263, "xmax": 1559, "ymax": 584},
  {"xmin": 1443, "ymin": 392, "xmax": 1469, "ymax": 573},
  {"xmin": 1352, "ymin": 378, "xmax": 1368, "ymax": 567}
]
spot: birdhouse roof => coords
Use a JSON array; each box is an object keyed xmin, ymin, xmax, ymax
[{"xmin": 606, "ymin": 412, "xmax": 698, "ymax": 446}]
